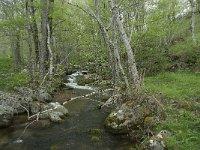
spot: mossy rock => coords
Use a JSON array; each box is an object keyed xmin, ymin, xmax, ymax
[
  {"xmin": 90, "ymin": 135, "xmax": 101, "ymax": 142},
  {"xmin": 50, "ymin": 144, "xmax": 58, "ymax": 150},
  {"xmin": 105, "ymin": 95, "xmax": 166, "ymax": 134},
  {"xmin": 89, "ymin": 128, "xmax": 103, "ymax": 134}
]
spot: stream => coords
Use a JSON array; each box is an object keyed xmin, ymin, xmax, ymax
[{"xmin": 0, "ymin": 72, "xmax": 133, "ymax": 150}]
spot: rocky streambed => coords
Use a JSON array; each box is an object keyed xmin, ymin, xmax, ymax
[
  {"xmin": 0, "ymin": 71, "xmax": 168, "ymax": 150},
  {"xmin": 0, "ymin": 72, "xmax": 134, "ymax": 150}
]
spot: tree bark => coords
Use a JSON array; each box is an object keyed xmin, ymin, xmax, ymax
[
  {"xmin": 94, "ymin": 0, "xmax": 115, "ymax": 82},
  {"xmin": 12, "ymin": 32, "xmax": 22, "ymax": 71},
  {"xmin": 109, "ymin": 0, "xmax": 141, "ymax": 94},
  {"xmin": 25, "ymin": 0, "xmax": 34, "ymax": 82},
  {"xmin": 112, "ymin": 18, "xmax": 131, "ymax": 96},
  {"xmin": 47, "ymin": 23, "xmax": 54, "ymax": 80},
  {"xmin": 40, "ymin": 0, "xmax": 48, "ymax": 80},
  {"xmin": 30, "ymin": 0, "xmax": 40, "ymax": 64},
  {"xmin": 189, "ymin": 0, "xmax": 195, "ymax": 41}
]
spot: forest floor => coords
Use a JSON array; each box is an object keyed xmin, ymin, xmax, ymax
[
  {"xmin": 145, "ymin": 72, "xmax": 200, "ymax": 150},
  {"xmin": 0, "ymin": 58, "xmax": 199, "ymax": 149},
  {"xmin": 0, "ymin": 58, "xmax": 30, "ymax": 91}
]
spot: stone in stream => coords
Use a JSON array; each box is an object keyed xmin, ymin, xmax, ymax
[
  {"xmin": 30, "ymin": 101, "xmax": 41, "ymax": 114},
  {"xmin": 0, "ymin": 105, "xmax": 14, "ymax": 128},
  {"xmin": 49, "ymin": 112, "xmax": 63, "ymax": 122},
  {"xmin": 37, "ymin": 102, "xmax": 69, "ymax": 123},
  {"xmin": 0, "ymin": 91, "xmax": 33, "ymax": 115}
]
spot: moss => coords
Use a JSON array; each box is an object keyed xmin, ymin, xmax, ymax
[
  {"xmin": 50, "ymin": 144, "xmax": 58, "ymax": 150},
  {"xmin": 90, "ymin": 136, "xmax": 101, "ymax": 142},
  {"xmin": 89, "ymin": 128, "xmax": 103, "ymax": 134}
]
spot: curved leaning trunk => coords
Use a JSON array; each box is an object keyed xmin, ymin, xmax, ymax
[
  {"xmin": 112, "ymin": 17, "xmax": 131, "ymax": 96},
  {"xmin": 108, "ymin": 0, "xmax": 141, "ymax": 94}
]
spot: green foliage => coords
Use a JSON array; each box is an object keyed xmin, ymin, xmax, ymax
[
  {"xmin": 0, "ymin": 57, "xmax": 30, "ymax": 91},
  {"xmin": 145, "ymin": 72, "xmax": 200, "ymax": 150},
  {"xmin": 145, "ymin": 72, "xmax": 200, "ymax": 99}
]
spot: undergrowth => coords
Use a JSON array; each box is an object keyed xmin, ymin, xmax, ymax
[
  {"xmin": 145, "ymin": 71, "xmax": 200, "ymax": 150},
  {"xmin": 0, "ymin": 57, "xmax": 30, "ymax": 91}
]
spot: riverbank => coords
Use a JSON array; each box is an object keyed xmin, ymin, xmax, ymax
[
  {"xmin": 144, "ymin": 72, "xmax": 200, "ymax": 150},
  {"xmin": 0, "ymin": 57, "xmax": 199, "ymax": 149}
]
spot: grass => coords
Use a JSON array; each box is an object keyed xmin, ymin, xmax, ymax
[
  {"xmin": 145, "ymin": 71, "xmax": 200, "ymax": 150},
  {"xmin": 0, "ymin": 57, "xmax": 30, "ymax": 91},
  {"xmin": 145, "ymin": 71, "xmax": 200, "ymax": 100}
]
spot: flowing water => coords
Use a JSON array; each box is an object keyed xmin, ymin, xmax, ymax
[{"xmin": 0, "ymin": 72, "xmax": 134, "ymax": 150}]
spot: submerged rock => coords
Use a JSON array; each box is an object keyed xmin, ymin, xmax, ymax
[
  {"xmin": 31, "ymin": 120, "xmax": 51, "ymax": 129},
  {"xmin": 0, "ymin": 105, "xmax": 14, "ymax": 128}
]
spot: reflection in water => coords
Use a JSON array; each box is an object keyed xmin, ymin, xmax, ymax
[{"xmin": 0, "ymin": 72, "xmax": 134, "ymax": 150}]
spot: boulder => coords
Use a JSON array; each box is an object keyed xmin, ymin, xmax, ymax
[
  {"xmin": 147, "ymin": 130, "xmax": 171, "ymax": 150},
  {"xmin": 30, "ymin": 101, "xmax": 41, "ymax": 114},
  {"xmin": 37, "ymin": 102, "xmax": 69, "ymax": 122},
  {"xmin": 49, "ymin": 112, "xmax": 63, "ymax": 122},
  {"xmin": 105, "ymin": 96, "xmax": 166, "ymax": 134},
  {"xmin": 0, "ymin": 105, "xmax": 14, "ymax": 128},
  {"xmin": 15, "ymin": 87, "xmax": 34, "ymax": 97},
  {"xmin": 48, "ymin": 102, "xmax": 69, "ymax": 115},
  {"xmin": 100, "ymin": 94, "xmax": 124, "ymax": 112},
  {"xmin": 0, "ymin": 91, "xmax": 33, "ymax": 114},
  {"xmin": 77, "ymin": 74, "xmax": 100, "ymax": 85},
  {"xmin": 36, "ymin": 89, "xmax": 52, "ymax": 102}
]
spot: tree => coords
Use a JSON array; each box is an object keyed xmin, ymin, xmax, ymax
[
  {"xmin": 25, "ymin": 0, "xmax": 34, "ymax": 81},
  {"xmin": 40, "ymin": 0, "xmax": 48, "ymax": 80},
  {"xmin": 109, "ymin": 0, "xmax": 141, "ymax": 94},
  {"xmin": 189, "ymin": 0, "xmax": 195, "ymax": 41}
]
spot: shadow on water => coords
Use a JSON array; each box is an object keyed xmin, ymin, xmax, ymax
[{"xmin": 0, "ymin": 72, "xmax": 134, "ymax": 150}]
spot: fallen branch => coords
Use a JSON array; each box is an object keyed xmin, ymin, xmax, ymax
[
  {"xmin": 39, "ymin": 71, "xmax": 49, "ymax": 87},
  {"xmin": 63, "ymin": 91, "xmax": 98, "ymax": 105},
  {"xmin": 63, "ymin": 88, "xmax": 114, "ymax": 105}
]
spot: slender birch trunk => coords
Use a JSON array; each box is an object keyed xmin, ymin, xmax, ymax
[
  {"xmin": 112, "ymin": 18, "xmax": 131, "ymax": 96},
  {"xmin": 109, "ymin": 0, "xmax": 141, "ymax": 94},
  {"xmin": 189, "ymin": 0, "xmax": 195, "ymax": 41},
  {"xmin": 47, "ymin": 24, "xmax": 54, "ymax": 81}
]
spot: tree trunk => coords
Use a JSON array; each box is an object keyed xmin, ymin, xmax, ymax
[
  {"xmin": 48, "ymin": 0, "xmax": 54, "ymax": 39},
  {"xmin": 112, "ymin": 18, "xmax": 131, "ymax": 96},
  {"xmin": 12, "ymin": 33, "xmax": 22, "ymax": 71},
  {"xmin": 40, "ymin": 0, "xmax": 48, "ymax": 80},
  {"xmin": 30, "ymin": 0, "xmax": 40, "ymax": 64},
  {"xmin": 94, "ymin": 0, "xmax": 115, "ymax": 83},
  {"xmin": 109, "ymin": 0, "xmax": 141, "ymax": 94},
  {"xmin": 189, "ymin": 0, "xmax": 195, "ymax": 41},
  {"xmin": 25, "ymin": 0, "xmax": 34, "ymax": 82},
  {"xmin": 47, "ymin": 23, "xmax": 54, "ymax": 80}
]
